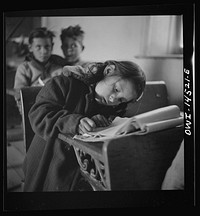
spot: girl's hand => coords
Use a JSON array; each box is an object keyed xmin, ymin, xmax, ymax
[
  {"xmin": 91, "ymin": 114, "xmax": 112, "ymax": 128},
  {"xmin": 78, "ymin": 117, "xmax": 96, "ymax": 135}
]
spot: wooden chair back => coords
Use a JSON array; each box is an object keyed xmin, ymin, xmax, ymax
[
  {"xmin": 125, "ymin": 81, "xmax": 169, "ymax": 117},
  {"xmin": 20, "ymin": 86, "xmax": 42, "ymax": 152}
]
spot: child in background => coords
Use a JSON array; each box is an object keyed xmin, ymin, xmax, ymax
[
  {"xmin": 23, "ymin": 60, "xmax": 146, "ymax": 191},
  {"xmin": 14, "ymin": 27, "xmax": 65, "ymax": 113},
  {"xmin": 60, "ymin": 25, "xmax": 87, "ymax": 67}
]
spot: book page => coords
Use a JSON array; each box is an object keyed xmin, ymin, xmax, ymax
[
  {"xmin": 73, "ymin": 117, "xmax": 137, "ymax": 142},
  {"xmin": 73, "ymin": 105, "xmax": 183, "ymax": 142},
  {"xmin": 133, "ymin": 105, "xmax": 181, "ymax": 129},
  {"xmin": 77, "ymin": 117, "xmax": 136, "ymax": 138},
  {"xmin": 133, "ymin": 116, "xmax": 184, "ymax": 135}
]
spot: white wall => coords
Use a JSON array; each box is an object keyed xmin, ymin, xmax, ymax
[
  {"xmin": 136, "ymin": 57, "xmax": 183, "ymax": 109},
  {"xmin": 42, "ymin": 16, "xmax": 183, "ymax": 110},
  {"xmin": 42, "ymin": 16, "xmax": 146, "ymax": 61}
]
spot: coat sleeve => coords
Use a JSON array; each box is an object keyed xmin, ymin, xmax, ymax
[
  {"xmin": 14, "ymin": 63, "xmax": 31, "ymax": 89},
  {"xmin": 28, "ymin": 75, "xmax": 84, "ymax": 140},
  {"xmin": 14, "ymin": 63, "xmax": 31, "ymax": 101}
]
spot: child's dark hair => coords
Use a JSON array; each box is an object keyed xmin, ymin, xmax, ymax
[
  {"xmin": 106, "ymin": 60, "xmax": 146, "ymax": 101},
  {"xmin": 84, "ymin": 60, "xmax": 146, "ymax": 102},
  {"xmin": 60, "ymin": 25, "xmax": 84, "ymax": 45},
  {"xmin": 28, "ymin": 27, "xmax": 55, "ymax": 44},
  {"xmin": 85, "ymin": 60, "xmax": 146, "ymax": 101}
]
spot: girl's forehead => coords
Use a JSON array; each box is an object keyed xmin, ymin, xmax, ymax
[{"xmin": 107, "ymin": 76, "xmax": 132, "ymax": 87}]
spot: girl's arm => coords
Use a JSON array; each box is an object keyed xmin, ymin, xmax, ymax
[{"xmin": 28, "ymin": 75, "xmax": 84, "ymax": 141}]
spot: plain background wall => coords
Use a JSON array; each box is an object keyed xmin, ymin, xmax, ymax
[
  {"xmin": 42, "ymin": 16, "xmax": 146, "ymax": 61},
  {"xmin": 136, "ymin": 58, "xmax": 183, "ymax": 110},
  {"xmin": 42, "ymin": 16, "xmax": 183, "ymax": 110}
]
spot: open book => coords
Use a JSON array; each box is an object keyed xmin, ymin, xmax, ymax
[{"xmin": 73, "ymin": 105, "xmax": 184, "ymax": 142}]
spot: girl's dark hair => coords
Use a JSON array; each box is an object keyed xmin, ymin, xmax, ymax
[
  {"xmin": 28, "ymin": 27, "xmax": 55, "ymax": 44},
  {"xmin": 60, "ymin": 25, "xmax": 84, "ymax": 44},
  {"xmin": 84, "ymin": 60, "xmax": 146, "ymax": 101},
  {"xmin": 105, "ymin": 60, "xmax": 146, "ymax": 101}
]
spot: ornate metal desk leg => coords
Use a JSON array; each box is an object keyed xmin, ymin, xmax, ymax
[{"xmin": 73, "ymin": 147, "xmax": 107, "ymax": 190}]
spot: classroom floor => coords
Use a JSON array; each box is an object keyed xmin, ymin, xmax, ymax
[
  {"xmin": 6, "ymin": 93, "xmax": 25, "ymax": 192},
  {"xmin": 7, "ymin": 131, "xmax": 25, "ymax": 192},
  {"xmin": 6, "ymin": 127, "xmax": 25, "ymax": 192}
]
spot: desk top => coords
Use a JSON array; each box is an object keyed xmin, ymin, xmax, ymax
[
  {"xmin": 58, "ymin": 126, "xmax": 184, "ymax": 161},
  {"xmin": 58, "ymin": 133, "xmax": 104, "ymax": 160}
]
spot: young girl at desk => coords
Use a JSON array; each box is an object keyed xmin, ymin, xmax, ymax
[{"xmin": 23, "ymin": 60, "xmax": 146, "ymax": 191}]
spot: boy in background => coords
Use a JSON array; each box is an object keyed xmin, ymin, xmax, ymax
[
  {"xmin": 14, "ymin": 27, "xmax": 65, "ymax": 113},
  {"xmin": 60, "ymin": 25, "xmax": 87, "ymax": 67}
]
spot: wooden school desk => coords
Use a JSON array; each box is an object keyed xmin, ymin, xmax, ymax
[{"xmin": 58, "ymin": 126, "xmax": 183, "ymax": 191}]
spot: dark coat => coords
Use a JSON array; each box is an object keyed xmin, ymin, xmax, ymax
[{"xmin": 23, "ymin": 74, "xmax": 127, "ymax": 191}]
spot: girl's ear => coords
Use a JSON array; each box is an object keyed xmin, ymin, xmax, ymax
[{"xmin": 104, "ymin": 64, "xmax": 115, "ymax": 76}]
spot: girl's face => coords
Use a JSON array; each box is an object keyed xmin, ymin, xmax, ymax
[
  {"xmin": 95, "ymin": 75, "xmax": 137, "ymax": 106},
  {"xmin": 29, "ymin": 38, "xmax": 53, "ymax": 63},
  {"xmin": 61, "ymin": 37, "xmax": 83, "ymax": 64}
]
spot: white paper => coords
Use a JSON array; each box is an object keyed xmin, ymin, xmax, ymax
[{"xmin": 73, "ymin": 105, "xmax": 183, "ymax": 142}]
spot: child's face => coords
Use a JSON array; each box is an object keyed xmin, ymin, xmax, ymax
[
  {"xmin": 95, "ymin": 75, "xmax": 137, "ymax": 106},
  {"xmin": 29, "ymin": 38, "xmax": 53, "ymax": 63},
  {"xmin": 61, "ymin": 37, "xmax": 83, "ymax": 64}
]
